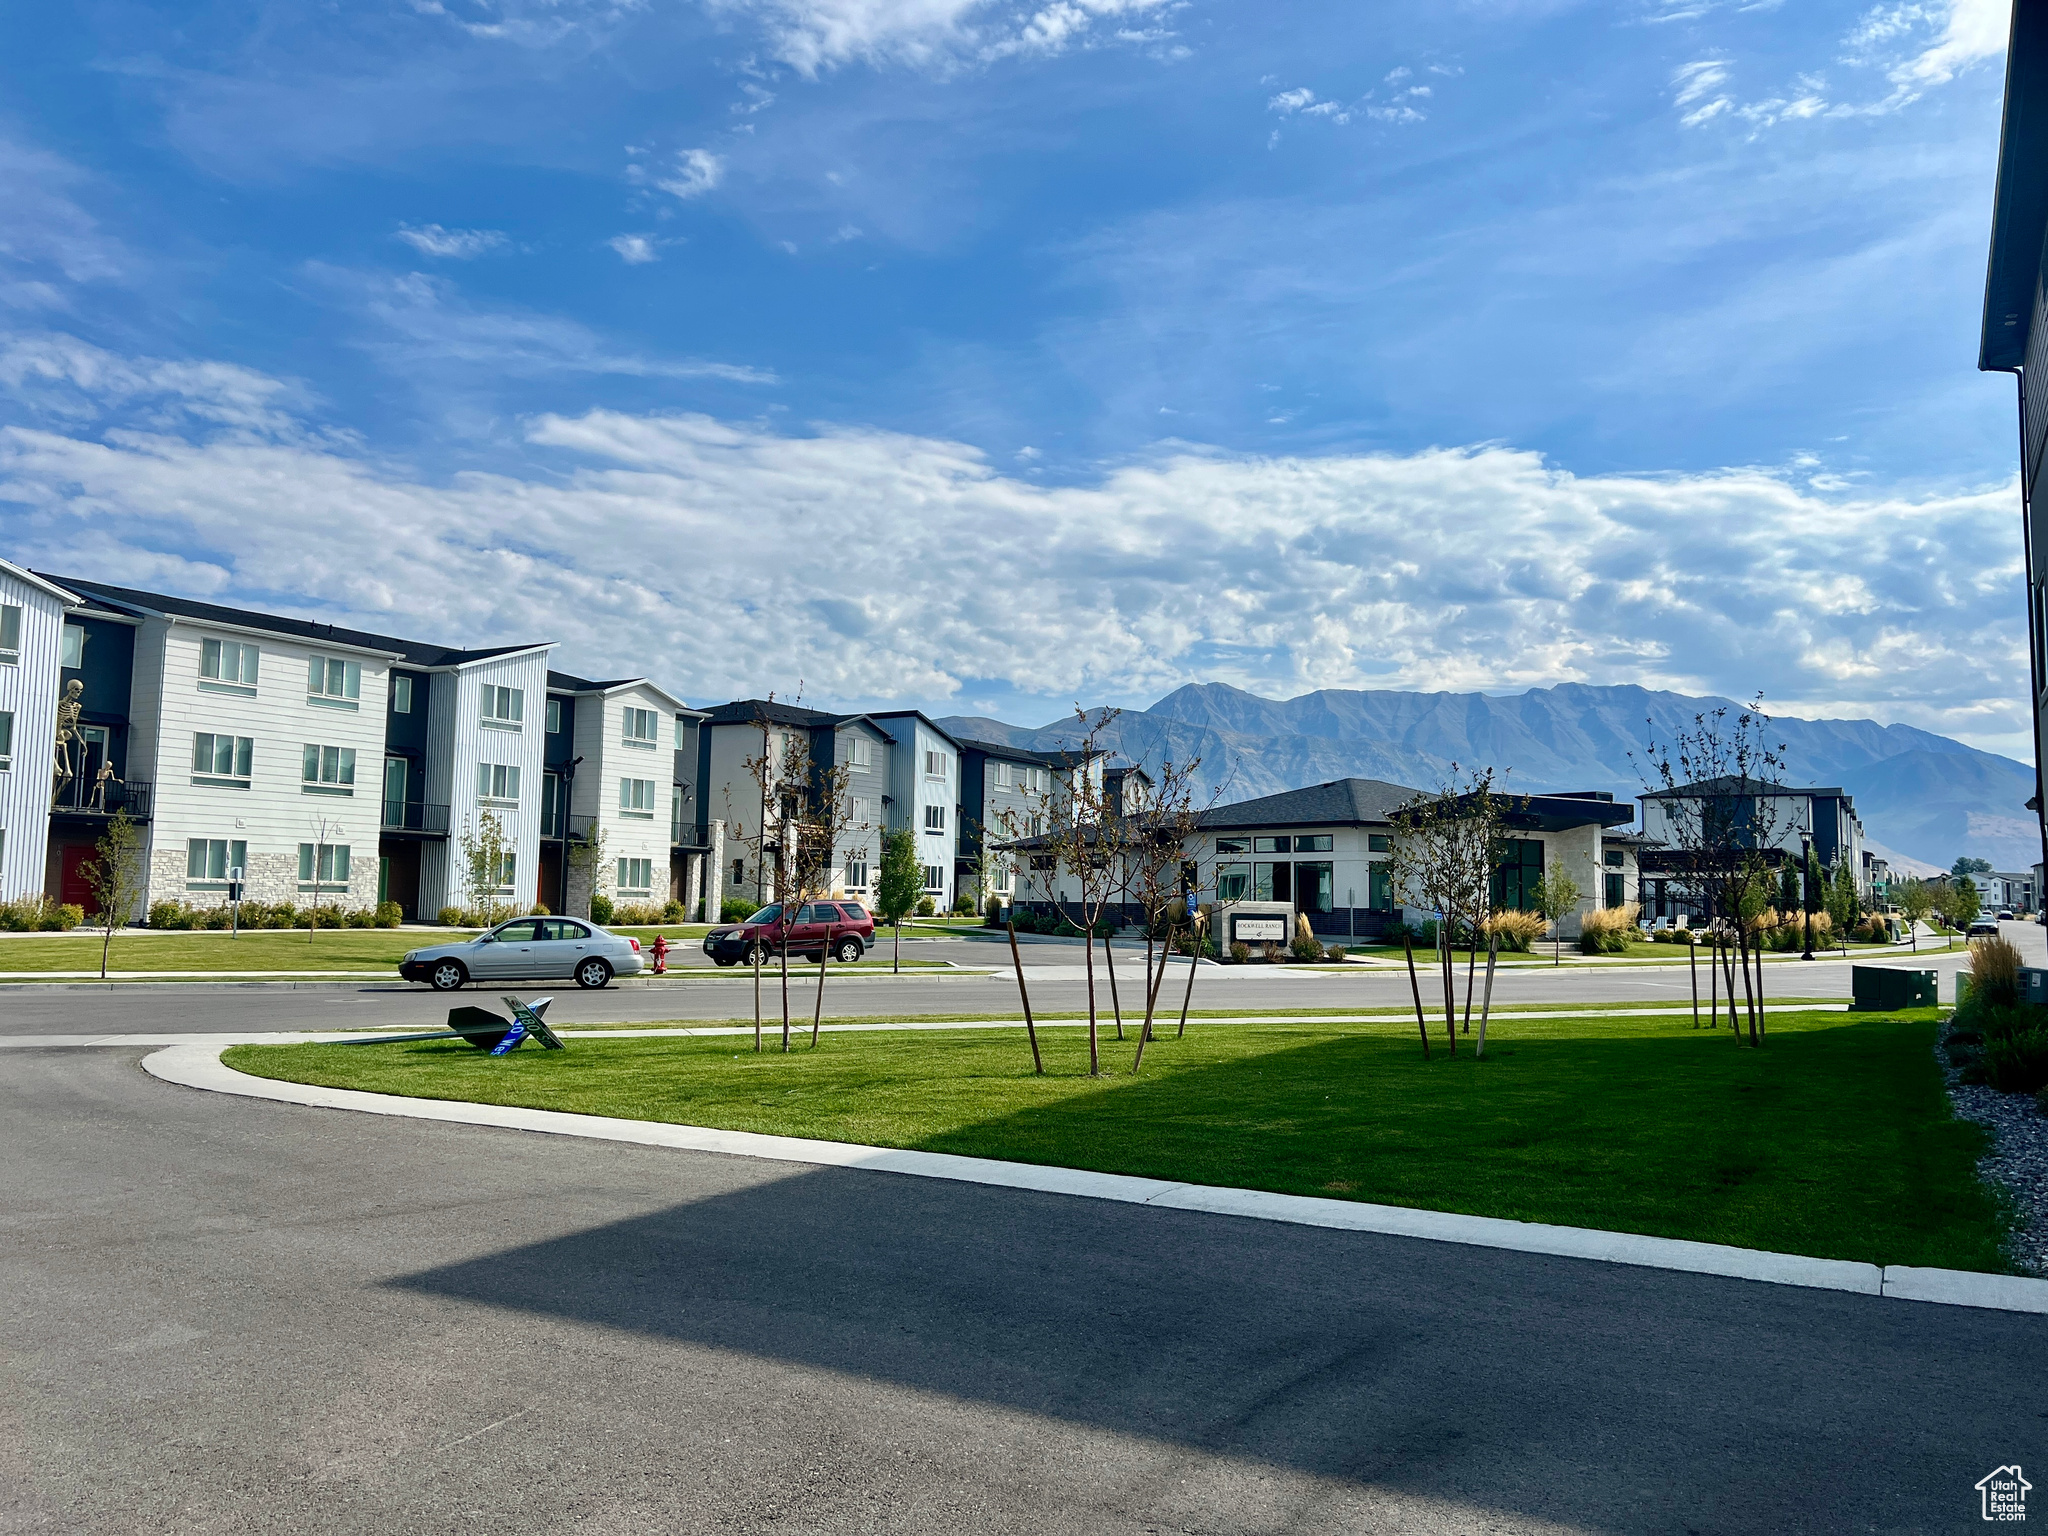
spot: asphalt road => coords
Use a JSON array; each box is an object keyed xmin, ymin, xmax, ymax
[
  {"xmin": 0, "ymin": 926, "xmax": 2019, "ymax": 1039},
  {"xmin": 4, "ymin": 1047, "xmax": 2041, "ymax": 1534}
]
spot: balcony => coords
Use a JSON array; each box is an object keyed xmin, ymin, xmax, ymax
[
  {"xmin": 541, "ymin": 810, "xmax": 596, "ymax": 842},
  {"xmin": 674, "ymin": 819, "xmax": 711, "ymax": 850},
  {"xmin": 380, "ymin": 799, "xmax": 451, "ymax": 838},
  {"xmin": 51, "ymin": 776, "xmax": 152, "ymax": 822}
]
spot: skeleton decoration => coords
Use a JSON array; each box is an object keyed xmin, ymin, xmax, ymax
[{"xmin": 52, "ymin": 679, "xmax": 84, "ymax": 800}]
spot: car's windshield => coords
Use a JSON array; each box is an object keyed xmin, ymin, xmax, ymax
[{"xmin": 749, "ymin": 904, "xmax": 784, "ymax": 926}]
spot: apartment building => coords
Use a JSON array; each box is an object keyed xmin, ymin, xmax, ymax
[
  {"xmin": 695, "ymin": 700, "xmax": 965, "ymax": 910},
  {"xmin": 953, "ymin": 736, "xmax": 1102, "ymax": 904},
  {"xmin": 1637, "ymin": 776, "xmax": 1870, "ymax": 920},
  {"xmin": 0, "ymin": 568, "xmax": 700, "ymax": 923}
]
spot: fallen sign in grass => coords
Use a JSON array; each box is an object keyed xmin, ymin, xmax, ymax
[{"xmin": 225, "ymin": 1007, "xmax": 2007, "ymax": 1272}]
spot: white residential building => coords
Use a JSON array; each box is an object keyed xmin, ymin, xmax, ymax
[{"xmin": 0, "ymin": 560, "xmax": 77, "ymax": 904}]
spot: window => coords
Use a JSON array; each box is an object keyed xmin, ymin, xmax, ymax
[
  {"xmin": 1216, "ymin": 864, "xmax": 1250, "ymax": 902},
  {"xmin": 1029, "ymin": 854, "xmax": 1056, "ymax": 872},
  {"xmin": 1369, "ymin": 863, "xmax": 1393, "ymax": 911},
  {"xmin": 850, "ymin": 796, "xmax": 875, "ymax": 827},
  {"xmin": 298, "ymin": 843, "xmax": 352, "ymax": 887},
  {"xmin": 1605, "ymin": 872, "xmax": 1625, "ymax": 909},
  {"xmin": 997, "ymin": 864, "xmax": 1013, "ymax": 892},
  {"xmin": 619, "ymin": 777, "xmax": 657, "ymax": 817},
  {"xmin": 0, "ymin": 709, "xmax": 12, "ymax": 771},
  {"xmin": 922, "ymin": 864, "xmax": 945, "ymax": 891},
  {"xmin": 924, "ymin": 804, "xmax": 946, "ymax": 832},
  {"xmin": 1368, "ymin": 834, "xmax": 1390, "ymax": 853},
  {"xmin": 1253, "ymin": 862, "xmax": 1291, "ymax": 903},
  {"xmin": 391, "ymin": 675, "xmax": 413, "ymax": 714},
  {"xmin": 481, "ymin": 685, "xmax": 524, "ymax": 726},
  {"xmin": 200, "ymin": 638, "xmax": 259, "ymax": 689},
  {"xmin": 732, "ymin": 858, "xmax": 746, "ymax": 886},
  {"xmin": 674, "ymin": 716, "xmax": 685, "ymax": 748},
  {"xmin": 1296, "ymin": 861, "xmax": 1334, "ymax": 915},
  {"xmin": 924, "ymin": 749, "xmax": 949, "ymax": 778},
  {"xmin": 846, "ymin": 857, "xmax": 870, "ymax": 888},
  {"xmin": 1296, "ymin": 834, "xmax": 1333, "ymax": 853},
  {"xmin": 0, "ymin": 603, "xmax": 18, "ymax": 663},
  {"xmin": 622, "ymin": 707, "xmax": 658, "ymax": 745},
  {"xmin": 541, "ymin": 773, "xmax": 563, "ymax": 837},
  {"xmin": 187, "ymin": 838, "xmax": 247, "ymax": 883},
  {"xmin": 191, "ymin": 732, "xmax": 254, "ymax": 786},
  {"xmin": 845, "ymin": 735, "xmax": 873, "ymax": 769},
  {"xmin": 991, "ymin": 761, "xmax": 1009, "ymax": 789},
  {"xmin": 617, "ymin": 857, "xmax": 654, "ymax": 894},
  {"xmin": 307, "ymin": 655, "xmax": 361, "ymax": 706},
  {"xmin": 1216, "ymin": 837, "xmax": 1250, "ymax": 855},
  {"xmin": 492, "ymin": 851, "xmax": 516, "ymax": 891},
  {"xmin": 302, "ymin": 743, "xmax": 356, "ymax": 793},
  {"xmin": 477, "ymin": 763, "xmax": 520, "ymax": 803},
  {"xmin": 1490, "ymin": 838, "xmax": 1545, "ymax": 912},
  {"xmin": 546, "ymin": 697, "xmax": 563, "ymax": 735},
  {"xmin": 1604, "ymin": 849, "xmax": 1625, "ymax": 868},
  {"xmin": 61, "ymin": 623, "xmax": 84, "ymax": 669},
  {"xmin": 1254, "ymin": 835, "xmax": 1289, "ymax": 854}
]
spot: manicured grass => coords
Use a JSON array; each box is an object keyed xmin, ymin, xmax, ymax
[
  {"xmin": 227, "ymin": 1007, "xmax": 2006, "ymax": 1271},
  {"xmin": 0, "ymin": 930, "xmax": 420, "ymax": 971}
]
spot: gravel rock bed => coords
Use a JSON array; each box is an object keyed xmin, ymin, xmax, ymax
[{"xmin": 1940, "ymin": 1024, "xmax": 2048, "ymax": 1276}]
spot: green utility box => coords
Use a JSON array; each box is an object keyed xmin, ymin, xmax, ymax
[{"xmin": 1851, "ymin": 966, "xmax": 1936, "ymax": 1011}]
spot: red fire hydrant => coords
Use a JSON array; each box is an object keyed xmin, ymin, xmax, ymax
[{"xmin": 652, "ymin": 933, "xmax": 669, "ymax": 974}]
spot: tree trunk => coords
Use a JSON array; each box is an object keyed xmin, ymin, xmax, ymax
[
  {"xmin": 100, "ymin": 919, "xmax": 113, "ymax": 981},
  {"xmin": 1707, "ymin": 931, "xmax": 1717, "ymax": 1027},
  {"xmin": 893, "ymin": 918, "xmax": 901, "ymax": 974},
  {"xmin": 1439, "ymin": 923, "xmax": 1457, "ymax": 1056},
  {"xmin": 810, "ymin": 922, "xmax": 832, "ymax": 1047},
  {"xmin": 1133, "ymin": 928, "xmax": 1172, "ymax": 1072},
  {"xmin": 1750, "ymin": 927, "xmax": 1766, "ymax": 1044},
  {"xmin": 1404, "ymin": 934, "xmax": 1431, "ymax": 1058},
  {"xmin": 1007, "ymin": 919, "xmax": 1044, "ymax": 1075},
  {"xmin": 1462, "ymin": 930, "xmax": 1477, "ymax": 1034},
  {"xmin": 779, "ymin": 931, "xmax": 792, "ymax": 1053},
  {"xmin": 1476, "ymin": 931, "xmax": 1499, "ymax": 1058},
  {"xmin": 1176, "ymin": 925, "xmax": 1201, "ymax": 1039},
  {"xmin": 1143, "ymin": 934, "xmax": 1157, "ymax": 1043},
  {"xmin": 752, "ymin": 938, "xmax": 763, "ymax": 1052},
  {"xmin": 1103, "ymin": 930, "xmax": 1124, "ymax": 1042},
  {"xmin": 1737, "ymin": 926, "xmax": 1758, "ymax": 1046},
  {"xmin": 1688, "ymin": 936, "xmax": 1700, "ymax": 1028},
  {"xmin": 1081, "ymin": 907, "xmax": 1101, "ymax": 1076},
  {"xmin": 1723, "ymin": 936, "xmax": 1741, "ymax": 1039}
]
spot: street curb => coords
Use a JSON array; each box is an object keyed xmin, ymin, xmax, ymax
[{"xmin": 143, "ymin": 1043, "xmax": 2048, "ymax": 1313}]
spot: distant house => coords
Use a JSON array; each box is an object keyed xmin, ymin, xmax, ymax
[{"xmin": 1637, "ymin": 777, "xmax": 1869, "ymax": 921}]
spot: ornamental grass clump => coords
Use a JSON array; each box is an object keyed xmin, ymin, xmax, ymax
[
  {"xmin": 1577, "ymin": 903, "xmax": 1639, "ymax": 955},
  {"xmin": 1969, "ymin": 934, "xmax": 2023, "ymax": 1010},
  {"xmin": 1483, "ymin": 909, "xmax": 1545, "ymax": 953},
  {"xmin": 1289, "ymin": 914, "xmax": 1324, "ymax": 961}
]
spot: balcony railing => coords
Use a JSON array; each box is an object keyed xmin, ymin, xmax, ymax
[
  {"xmin": 674, "ymin": 819, "xmax": 711, "ymax": 849},
  {"xmin": 381, "ymin": 799, "xmax": 451, "ymax": 836},
  {"xmin": 541, "ymin": 811, "xmax": 596, "ymax": 842},
  {"xmin": 52, "ymin": 776, "xmax": 152, "ymax": 821}
]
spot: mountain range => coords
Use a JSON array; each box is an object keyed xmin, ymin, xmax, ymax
[{"xmin": 937, "ymin": 682, "xmax": 2042, "ymax": 875}]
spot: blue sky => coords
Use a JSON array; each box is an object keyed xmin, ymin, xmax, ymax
[{"xmin": 0, "ymin": 0, "xmax": 2031, "ymax": 752}]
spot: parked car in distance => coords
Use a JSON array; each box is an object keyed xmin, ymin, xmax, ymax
[
  {"xmin": 400, "ymin": 917, "xmax": 644, "ymax": 991},
  {"xmin": 1967, "ymin": 915, "xmax": 2002, "ymax": 939},
  {"xmin": 702, "ymin": 900, "xmax": 875, "ymax": 967},
  {"xmin": 1998, "ymin": 909, "xmax": 2015, "ymax": 922}
]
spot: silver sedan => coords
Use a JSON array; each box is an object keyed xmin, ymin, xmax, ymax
[{"xmin": 399, "ymin": 916, "xmax": 645, "ymax": 991}]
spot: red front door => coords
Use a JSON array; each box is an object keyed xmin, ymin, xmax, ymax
[{"xmin": 60, "ymin": 844, "xmax": 98, "ymax": 914}]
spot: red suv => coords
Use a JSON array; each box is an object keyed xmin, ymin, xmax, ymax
[{"xmin": 703, "ymin": 900, "xmax": 875, "ymax": 966}]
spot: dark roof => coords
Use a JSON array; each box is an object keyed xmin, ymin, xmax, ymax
[
  {"xmin": 953, "ymin": 735, "xmax": 1094, "ymax": 769},
  {"xmin": 699, "ymin": 698, "xmax": 843, "ymax": 728},
  {"xmin": 548, "ymin": 669, "xmax": 649, "ymax": 694},
  {"xmin": 1983, "ymin": 0, "xmax": 2048, "ymax": 369},
  {"xmin": 46, "ymin": 574, "xmax": 545, "ymax": 669},
  {"xmin": 1199, "ymin": 778, "xmax": 1425, "ymax": 830},
  {"xmin": 1502, "ymin": 793, "xmax": 1637, "ymax": 833},
  {"xmin": 1641, "ymin": 776, "xmax": 1846, "ymax": 799}
]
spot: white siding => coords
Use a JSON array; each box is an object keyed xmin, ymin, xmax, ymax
[
  {"xmin": 442, "ymin": 651, "xmax": 549, "ymax": 913},
  {"xmin": 571, "ymin": 684, "xmax": 674, "ymax": 910},
  {"xmin": 143, "ymin": 621, "xmax": 396, "ymax": 911},
  {"xmin": 0, "ymin": 566, "xmax": 69, "ymax": 902}
]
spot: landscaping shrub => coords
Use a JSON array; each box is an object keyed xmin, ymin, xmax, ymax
[
  {"xmin": 916, "ymin": 896, "xmax": 936, "ymax": 917},
  {"xmin": 984, "ymin": 895, "xmax": 1008, "ymax": 927},
  {"xmin": 149, "ymin": 899, "xmax": 192, "ymax": 930},
  {"xmin": 1290, "ymin": 915, "xmax": 1324, "ymax": 962},
  {"xmin": 57, "ymin": 902, "xmax": 84, "ymax": 930},
  {"xmin": 610, "ymin": 901, "xmax": 665, "ymax": 925},
  {"xmin": 1985, "ymin": 1032, "xmax": 2048, "ymax": 1095},
  {"xmin": 2, "ymin": 895, "xmax": 78, "ymax": 931},
  {"xmin": 952, "ymin": 894, "xmax": 976, "ymax": 916},
  {"xmin": 590, "ymin": 893, "xmax": 615, "ymax": 924},
  {"xmin": 1485, "ymin": 909, "xmax": 1544, "ymax": 953},
  {"xmin": 1326, "ymin": 945, "xmax": 1347, "ymax": 963},
  {"xmin": 1261, "ymin": 942, "xmax": 1285, "ymax": 964},
  {"xmin": 1970, "ymin": 935, "xmax": 2023, "ymax": 1010},
  {"xmin": 436, "ymin": 906, "xmax": 468, "ymax": 927},
  {"xmin": 529, "ymin": 902, "xmax": 550, "ymax": 917},
  {"xmin": 345, "ymin": 907, "xmax": 375, "ymax": 928},
  {"xmin": 1414, "ymin": 919, "xmax": 1439, "ymax": 950},
  {"xmin": 307, "ymin": 904, "xmax": 346, "ymax": 929},
  {"xmin": 1578, "ymin": 903, "xmax": 1639, "ymax": 955},
  {"xmin": 720, "ymin": 897, "xmax": 759, "ymax": 924},
  {"xmin": 1229, "ymin": 940, "xmax": 1251, "ymax": 964},
  {"xmin": 373, "ymin": 901, "xmax": 402, "ymax": 928},
  {"xmin": 662, "ymin": 900, "xmax": 686, "ymax": 922}
]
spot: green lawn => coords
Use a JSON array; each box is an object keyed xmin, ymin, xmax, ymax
[
  {"xmin": 226, "ymin": 1007, "xmax": 2007, "ymax": 1271},
  {"xmin": 0, "ymin": 930, "xmax": 421, "ymax": 970}
]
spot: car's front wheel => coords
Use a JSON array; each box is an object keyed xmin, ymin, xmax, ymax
[
  {"xmin": 576, "ymin": 957, "xmax": 614, "ymax": 990},
  {"xmin": 833, "ymin": 937, "xmax": 862, "ymax": 964},
  {"xmin": 713, "ymin": 956, "xmax": 737, "ymax": 968},
  {"xmin": 428, "ymin": 959, "xmax": 468, "ymax": 992}
]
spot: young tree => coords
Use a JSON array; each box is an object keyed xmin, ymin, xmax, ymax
[
  {"xmin": 1531, "ymin": 866, "xmax": 1581, "ymax": 968},
  {"xmin": 456, "ymin": 809, "xmax": 511, "ymax": 926},
  {"xmin": 85, "ymin": 809, "xmax": 147, "ymax": 980},
  {"xmin": 1386, "ymin": 766, "xmax": 1512, "ymax": 1054},
  {"xmin": 1019, "ymin": 707, "xmax": 1127, "ymax": 1076},
  {"xmin": 875, "ymin": 827, "xmax": 922, "ymax": 976},
  {"xmin": 1121, "ymin": 754, "xmax": 1219, "ymax": 1073},
  {"xmin": 1635, "ymin": 696, "xmax": 1789, "ymax": 1047},
  {"xmin": 1895, "ymin": 877, "xmax": 1934, "ymax": 950}
]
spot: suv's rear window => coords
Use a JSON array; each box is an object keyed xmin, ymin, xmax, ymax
[{"xmin": 836, "ymin": 903, "xmax": 868, "ymax": 921}]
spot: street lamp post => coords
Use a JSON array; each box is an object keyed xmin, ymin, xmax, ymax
[{"xmin": 1800, "ymin": 829, "xmax": 1815, "ymax": 961}]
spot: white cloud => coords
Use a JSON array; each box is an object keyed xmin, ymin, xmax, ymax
[
  {"xmin": 708, "ymin": 0, "xmax": 1173, "ymax": 77},
  {"xmin": 0, "ymin": 352, "xmax": 2027, "ymax": 745},
  {"xmin": 1895, "ymin": 0, "xmax": 2008, "ymax": 83},
  {"xmin": 609, "ymin": 234, "xmax": 662, "ymax": 263},
  {"xmin": 1268, "ymin": 87, "xmax": 1350, "ymax": 124},
  {"xmin": 395, "ymin": 224, "xmax": 508, "ymax": 259},
  {"xmin": 0, "ymin": 138, "xmax": 129, "ymax": 309},
  {"xmin": 0, "ymin": 333, "xmax": 317, "ymax": 440},
  {"xmin": 1672, "ymin": 58, "xmax": 1731, "ymax": 106},
  {"xmin": 655, "ymin": 148, "xmax": 725, "ymax": 200}
]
